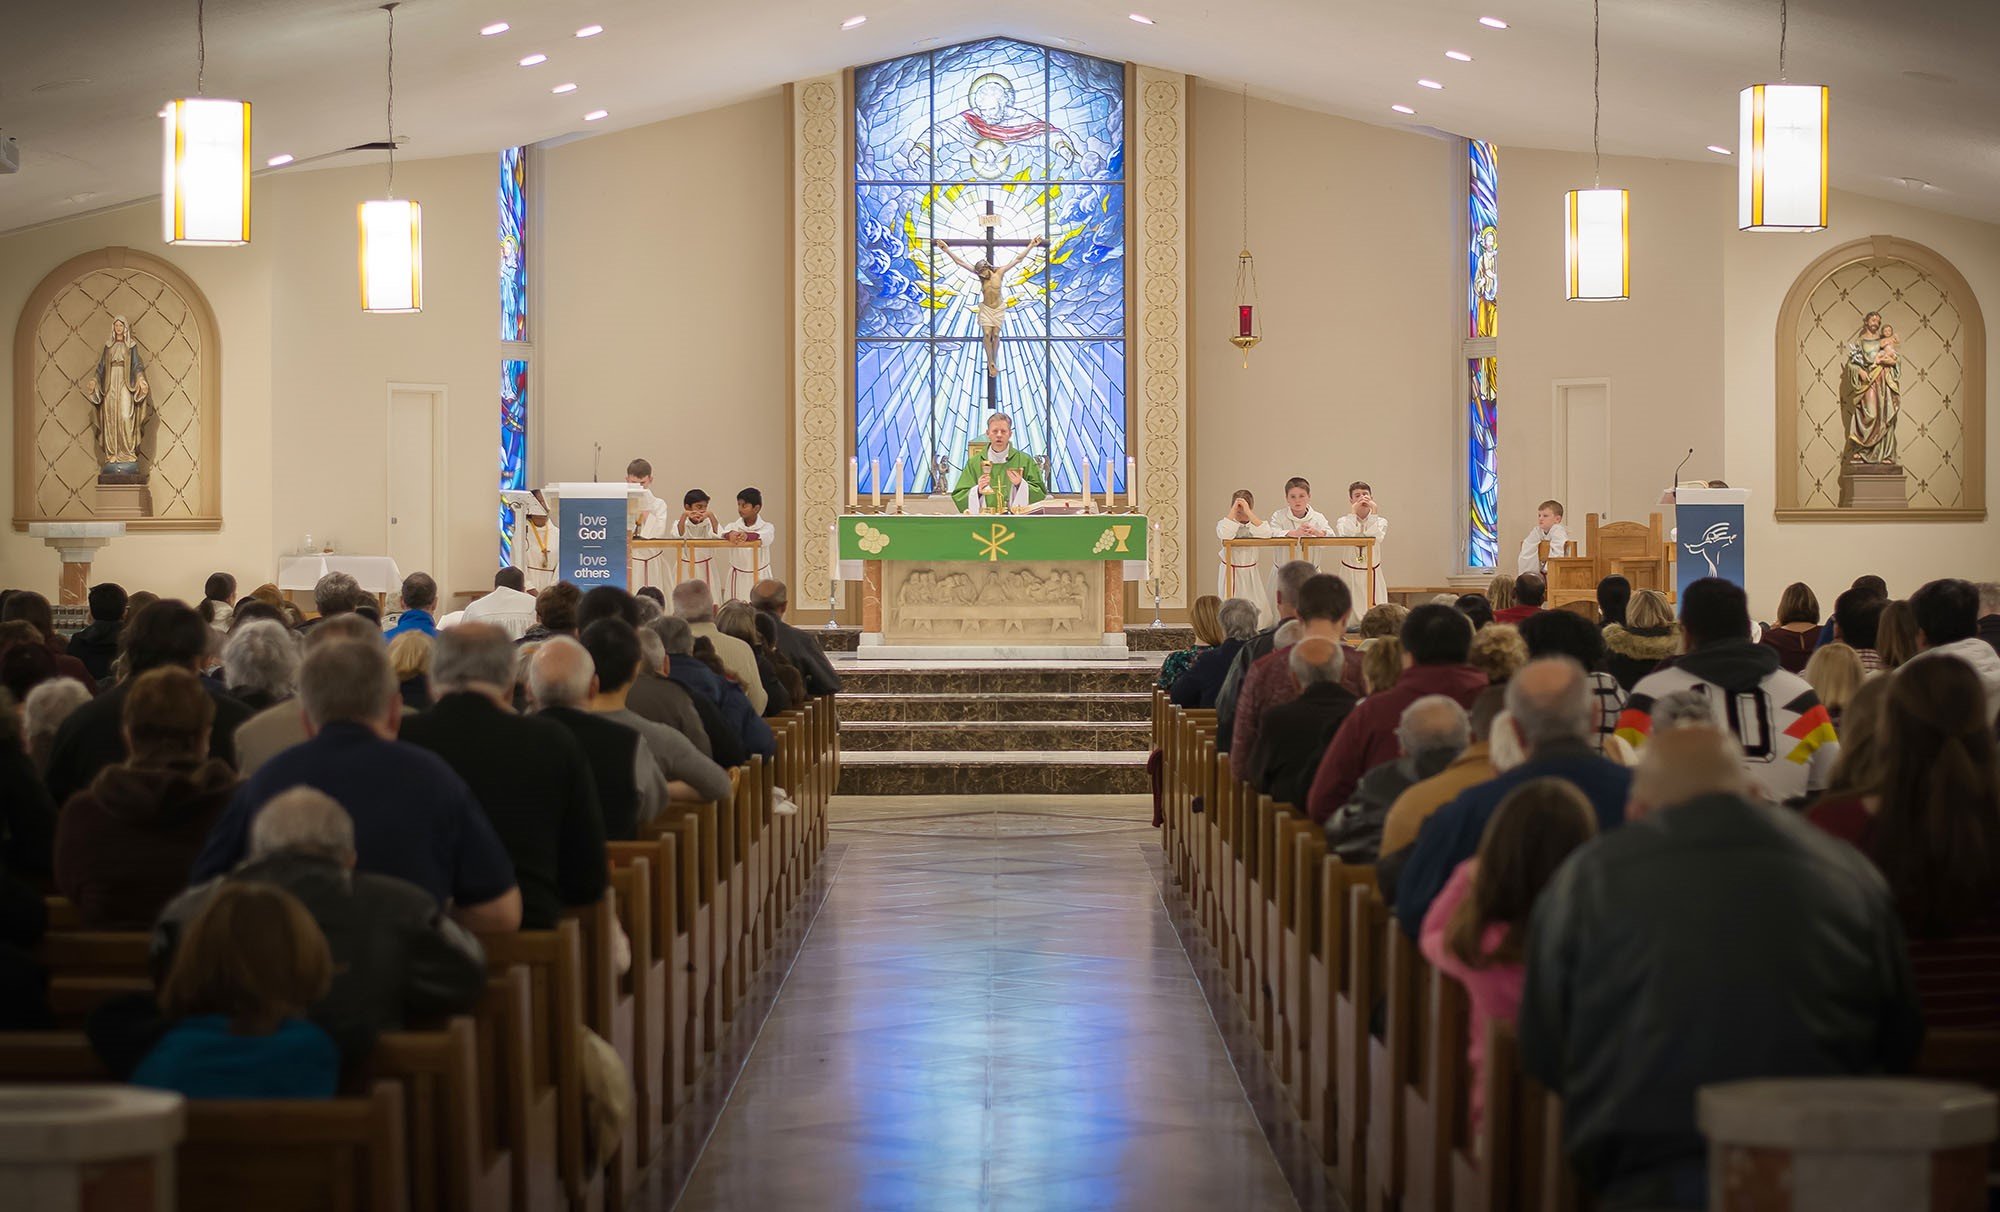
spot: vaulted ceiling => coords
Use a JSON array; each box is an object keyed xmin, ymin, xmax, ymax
[{"xmin": 3, "ymin": 0, "xmax": 1996, "ymax": 234}]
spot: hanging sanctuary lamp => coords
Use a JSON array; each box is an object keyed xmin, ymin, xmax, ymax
[
  {"xmin": 163, "ymin": 0, "xmax": 252, "ymax": 246},
  {"xmin": 1564, "ymin": 0, "xmax": 1629, "ymax": 301},
  {"xmin": 1739, "ymin": 0, "xmax": 1829, "ymax": 232},
  {"xmin": 360, "ymin": 3, "xmax": 424, "ymax": 313},
  {"xmin": 1230, "ymin": 85, "xmax": 1262, "ymax": 368}
]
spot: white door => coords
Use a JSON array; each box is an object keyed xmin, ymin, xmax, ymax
[
  {"xmin": 386, "ymin": 388, "xmax": 438, "ymax": 578},
  {"xmin": 1553, "ymin": 380, "xmax": 1611, "ymax": 525}
]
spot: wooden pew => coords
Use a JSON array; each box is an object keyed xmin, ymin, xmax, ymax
[
  {"xmin": 34, "ymin": 930, "xmax": 152, "ymax": 1026},
  {"xmin": 0, "ymin": 1034, "xmax": 410, "ymax": 1212},
  {"xmin": 641, "ymin": 810, "xmax": 709, "ymax": 1094},
  {"xmin": 1333, "ymin": 879, "xmax": 1382, "ymax": 1206},
  {"xmin": 608, "ymin": 835, "xmax": 687, "ymax": 1131},
  {"xmin": 605, "ymin": 861, "xmax": 660, "ymax": 1186},
  {"xmin": 1404, "ymin": 962, "xmax": 1460, "ymax": 1210},
  {"xmin": 1367, "ymin": 902, "xmax": 1424, "ymax": 1212},
  {"xmin": 478, "ymin": 966, "xmax": 563, "ymax": 1212},
  {"xmin": 478, "ymin": 920, "xmax": 602, "ymax": 1212},
  {"xmin": 371, "ymin": 1017, "xmax": 511, "ymax": 1212},
  {"xmin": 563, "ymin": 894, "xmax": 637, "ymax": 1208}
]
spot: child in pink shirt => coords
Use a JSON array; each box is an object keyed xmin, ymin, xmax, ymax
[{"xmin": 1418, "ymin": 778, "xmax": 1599, "ymax": 1139}]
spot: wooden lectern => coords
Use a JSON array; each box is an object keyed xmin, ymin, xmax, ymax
[{"xmin": 1546, "ymin": 512, "xmax": 1674, "ymax": 608}]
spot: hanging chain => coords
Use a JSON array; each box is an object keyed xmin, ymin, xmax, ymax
[
  {"xmin": 1591, "ymin": 0, "xmax": 1602, "ymax": 187},
  {"xmin": 1779, "ymin": 0, "xmax": 1789, "ymax": 80},
  {"xmin": 196, "ymin": 0, "xmax": 206, "ymax": 94},
  {"xmin": 1240, "ymin": 83, "xmax": 1250, "ymax": 249},
  {"xmin": 385, "ymin": 3, "xmax": 398, "ymax": 197}
]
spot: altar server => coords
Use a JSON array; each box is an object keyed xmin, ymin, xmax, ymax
[
  {"xmin": 1517, "ymin": 499, "xmax": 1570, "ymax": 576},
  {"xmin": 722, "ymin": 487, "xmax": 776, "ymax": 604},
  {"xmin": 1216, "ymin": 489, "xmax": 1277, "ymax": 625},
  {"xmin": 626, "ymin": 459, "xmax": 673, "ymax": 591},
  {"xmin": 669, "ymin": 488, "xmax": 723, "ymax": 590},
  {"xmin": 1333, "ymin": 480, "xmax": 1389, "ymax": 609},
  {"xmin": 521, "ymin": 492, "xmax": 557, "ymax": 591},
  {"xmin": 1273, "ymin": 477, "xmax": 1332, "ymax": 537}
]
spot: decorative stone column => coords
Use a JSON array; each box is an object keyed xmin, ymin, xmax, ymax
[
  {"xmin": 1133, "ymin": 67, "xmax": 1191, "ymax": 610},
  {"xmin": 27, "ymin": 522, "xmax": 127, "ymax": 606},
  {"xmin": 790, "ymin": 73, "xmax": 848, "ymax": 622},
  {"xmin": 0, "ymin": 1084, "xmax": 185, "ymax": 1212},
  {"xmin": 1700, "ymin": 1078, "xmax": 1997, "ymax": 1211}
]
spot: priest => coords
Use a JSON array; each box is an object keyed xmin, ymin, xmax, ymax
[{"xmin": 950, "ymin": 412, "xmax": 1047, "ymax": 514}]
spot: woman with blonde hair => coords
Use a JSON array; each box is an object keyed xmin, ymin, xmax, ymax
[
  {"xmin": 1603, "ymin": 588, "xmax": 1678, "ymax": 690},
  {"xmin": 388, "ymin": 630, "xmax": 434, "ymax": 712},
  {"xmin": 1159, "ymin": 595, "xmax": 1222, "ymax": 691},
  {"xmin": 1877, "ymin": 600, "xmax": 1919, "ymax": 669},
  {"xmin": 1485, "ymin": 572, "xmax": 1516, "ymax": 612},
  {"xmin": 132, "ymin": 881, "xmax": 337, "ymax": 1098},
  {"xmin": 1803, "ymin": 642, "xmax": 1867, "ymax": 728},
  {"xmin": 1358, "ymin": 603, "xmax": 1410, "ymax": 646},
  {"xmin": 1362, "ymin": 636, "xmax": 1404, "ymax": 697}
]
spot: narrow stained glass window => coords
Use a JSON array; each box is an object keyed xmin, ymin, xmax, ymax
[
  {"xmin": 500, "ymin": 146, "xmax": 528, "ymax": 342},
  {"xmin": 1466, "ymin": 140, "xmax": 1500, "ymax": 570},
  {"xmin": 500, "ymin": 358, "xmax": 528, "ymax": 567}
]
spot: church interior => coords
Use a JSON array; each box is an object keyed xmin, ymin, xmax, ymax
[{"xmin": 3, "ymin": 1, "xmax": 2000, "ymax": 1209}]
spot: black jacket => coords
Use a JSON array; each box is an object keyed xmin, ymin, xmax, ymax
[
  {"xmin": 1214, "ymin": 625, "xmax": 1282, "ymax": 755},
  {"xmin": 400, "ymin": 693, "xmax": 607, "ymax": 929},
  {"xmin": 768, "ymin": 615, "xmax": 843, "ymax": 697},
  {"xmin": 155, "ymin": 852, "xmax": 487, "ymax": 1058},
  {"xmin": 1517, "ymin": 792, "xmax": 1923, "ymax": 1209},
  {"xmin": 1601, "ymin": 623, "xmax": 1678, "ymax": 692},
  {"xmin": 66, "ymin": 620, "xmax": 123, "ymax": 683},
  {"xmin": 1245, "ymin": 682, "xmax": 1358, "ymax": 811},
  {"xmin": 540, "ymin": 705, "xmax": 643, "ymax": 841},
  {"xmin": 43, "ymin": 676, "xmax": 253, "ymax": 808},
  {"xmin": 1170, "ymin": 637, "xmax": 1245, "ymax": 709},
  {"xmin": 1324, "ymin": 747, "xmax": 1458, "ymax": 866}
]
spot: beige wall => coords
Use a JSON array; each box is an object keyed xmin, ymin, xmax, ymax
[
  {"xmin": 1189, "ymin": 84, "xmax": 1462, "ymax": 592},
  {"xmin": 539, "ymin": 92, "xmax": 792, "ymax": 583}
]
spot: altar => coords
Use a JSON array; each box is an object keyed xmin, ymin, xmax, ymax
[{"xmin": 836, "ymin": 513, "xmax": 1150, "ymax": 660}]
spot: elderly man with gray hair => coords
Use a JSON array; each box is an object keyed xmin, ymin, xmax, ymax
[
  {"xmin": 626, "ymin": 621, "xmax": 725, "ymax": 763},
  {"xmin": 1393, "ymin": 656, "xmax": 1636, "ymax": 936},
  {"xmin": 671, "ymin": 580, "xmax": 767, "ymax": 715},
  {"xmin": 220, "ymin": 618, "xmax": 300, "ymax": 712},
  {"xmin": 1244, "ymin": 636, "xmax": 1360, "ymax": 813},
  {"xmin": 399, "ymin": 624, "xmax": 607, "ymax": 930},
  {"xmin": 163, "ymin": 787, "xmax": 488, "ymax": 1055},
  {"xmin": 231, "ymin": 613, "xmax": 382, "ymax": 778},
  {"xmin": 1170, "ymin": 597, "xmax": 1262, "ymax": 709},
  {"xmin": 190, "ymin": 636, "xmax": 523, "ymax": 933},
  {"xmin": 300, "ymin": 571, "xmax": 365, "ymax": 634},
  {"xmin": 1324, "ymin": 696, "xmax": 1470, "ymax": 865},
  {"xmin": 1216, "ymin": 558, "xmax": 1322, "ymax": 755}
]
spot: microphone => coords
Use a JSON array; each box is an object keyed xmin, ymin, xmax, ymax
[
  {"xmin": 593, "ymin": 442, "xmax": 602, "ymax": 482},
  {"xmin": 1671, "ymin": 447, "xmax": 1695, "ymax": 501}
]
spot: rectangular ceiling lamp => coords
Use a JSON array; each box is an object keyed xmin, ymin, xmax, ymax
[
  {"xmin": 1739, "ymin": 83, "xmax": 1829, "ymax": 231},
  {"xmin": 162, "ymin": 98, "xmax": 251, "ymax": 245},
  {"xmin": 358, "ymin": 199, "xmax": 424, "ymax": 313},
  {"xmin": 1565, "ymin": 188, "xmax": 1629, "ymax": 302}
]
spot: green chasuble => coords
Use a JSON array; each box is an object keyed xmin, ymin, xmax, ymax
[{"xmin": 949, "ymin": 444, "xmax": 1048, "ymax": 514}]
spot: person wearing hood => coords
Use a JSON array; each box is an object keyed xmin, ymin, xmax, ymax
[
  {"xmin": 69, "ymin": 583, "xmax": 129, "ymax": 684},
  {"xmin": 1615, "ymin": 578, "xmax": 1839, "ymax": 807},
  {"xmin": 55, "ymin": 667, "xmax": 238, "ymax": 927},
  {"xmin": 1601, "ymin": 588, "xmax": 1678, "ymax": 690},
  {"xmin": 1906, "ymin": 577, "xmax": 2000, "ymax": 725}
]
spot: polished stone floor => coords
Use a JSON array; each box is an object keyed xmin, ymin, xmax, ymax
[{"xmin": 657, "ymin": 796, "xmax": 1307, "ymax": 1211}]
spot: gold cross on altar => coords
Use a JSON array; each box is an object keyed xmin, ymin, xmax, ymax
[{"xmin": 975, "ymin": 522, "xmax": 1017, "ymax": 561}]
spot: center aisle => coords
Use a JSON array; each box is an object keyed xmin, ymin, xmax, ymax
[{"xmin": 665, "ymin": 796, "xmax": 1301, "ymax": 1211}]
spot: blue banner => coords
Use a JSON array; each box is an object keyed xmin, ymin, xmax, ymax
[
  {"xmin": 557, "ymin": 485, "xmax": 628, "ymax": 591},
  {"xmin": 1674, "ymin": 490, "xmax": 1748, "ymax": 600}
]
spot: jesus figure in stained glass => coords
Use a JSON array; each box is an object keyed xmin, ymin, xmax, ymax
[
  {"xmin": 934, "ymin": 235, "xmax": 1044, "ymax": 377},
  {"xmin": 912, "ymin": 72, "xmax": 1078, "ymax": 180}
]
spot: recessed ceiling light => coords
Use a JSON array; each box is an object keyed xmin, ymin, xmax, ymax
[
  {"xmin": 1129, "ymin": 13, "xmax": 1156, "ymax": 24},
  {"xmin": 266, "ymin": 154, "xmax": 294, "ymax": 167},
  {"xmin": 1479, "ymin": 16, "xmax": 1509, "ymax": 29},
  {"xmin": 1391, "ymin": 105, "xmax": 1416, "ymax": 115},
  {"xmin": 552, "ymin": 82, "xmax": 578, "ymax": 94},
  {"xmin": 480, "ymin": 22, "xmax": 510, "ymax": 36},
  {"xmin": 584, "ymin": 109, "xmax": 609, "ymax": 121},
  {"xmin": 1445, "ymin": 50, "xmax": 1473, "ymax": 61},
  {"xmin": 518, "ymin": 53, "xmax": 547, "ymax": 66},
  {"xmin": 574, "ymin": 25, "xmax": 603, "ymax": 38},
  {"xmin": 1706, "ymin": 145, "xmax": 1732, "ymax": 155},
  {"xmin": 1418, "ymin": 78, "xmax": 1444, "ymax": 90},
  {"xmin": 841, "ymin": 15, "xmax": 867, "ymax": 29}
]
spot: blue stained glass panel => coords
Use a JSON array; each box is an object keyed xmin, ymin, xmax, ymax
[
  {"xmin": 500, "ymin": 147, "xmax": 527, "ymax": 342},
  {"xmin": 500, "ymin": 359, "xmax": 528, "ymax": 567},
  {"xmin": 1468, "ymin": 140, "xmax": 1497, "ymax": 339},
  {"xmin": 854, "ymin": 38, "xmax": 1126, "ymax": 499},
  {"xmin": 1468, "ymin": 356, "xmax": 1499, "ymax": 569},
  {"xmin": 1465, "ymin": 140, "xmax": 1499, "ymax": 570}
]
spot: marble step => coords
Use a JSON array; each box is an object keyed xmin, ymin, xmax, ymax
[
  {"xmin": 833, "ymin": 664, "xmax": 1163, "ymax": 696},
  {"xmin": 837, "ymin": 691, "xmax": 1153, "ymax": 723},
  {"xmin": 840, "ymin": 719, "xmax": 1152, "ymax": 753},
  {"xmin": 804, "ymin": 624, "xmax": 1194, "ymax": 654},
  {"xmin": 837, "ymin": 750, "xmax": 1150, "ymax": 796}
]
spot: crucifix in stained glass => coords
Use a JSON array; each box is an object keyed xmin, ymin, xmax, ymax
[{"xmin": 933, "ymin": 200, "xmax": 1044, "ymax": 396}]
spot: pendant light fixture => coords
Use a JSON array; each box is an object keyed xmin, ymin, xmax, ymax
[
  {"xmin": 1564, "ymin": 0, "xmax": 1628, "ymax": 301},
  {"xmin": 1739, "ymin": 0, "xmax": 1828, "ymax": 232},
  {"xmin": 163, "ymin": 0, "xmax": 251, "ymax": 246},
  {"xmin": 1229, "ymin": 84, "xmax": 1263, "ymax": 368},
  {"xmin": 360, "ymin": 3, "xmax": 423, "ymax": 313}
]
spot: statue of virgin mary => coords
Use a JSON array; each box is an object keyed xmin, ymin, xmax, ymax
[{"xmin": 85, "ymin": 316, "xmax": 150, "ymax": 472}]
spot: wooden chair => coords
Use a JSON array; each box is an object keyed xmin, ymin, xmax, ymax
[{"xmin": 1548, "ymin": 513, "xmax": 1672, "ymax": 609}]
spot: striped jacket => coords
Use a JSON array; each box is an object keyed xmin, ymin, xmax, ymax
[{"xmin": 1616, "ymin": 639, "xmax": 1839, "ymax": 805}]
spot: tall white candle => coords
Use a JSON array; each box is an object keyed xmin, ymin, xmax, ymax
[
  {"xmin": 847, "ymin": 458, "xmax": 858, "ymax": 510},
  {"xmin": 1081, "ymin": 459, "xmax": 1093, "ymax": 511},
  {"xmin": 870, "ymin": 459, "xmax": 880, "ymax": 510},
  {"xmin": 1127, "ymin": 457, "xmax": 1139, "ymax": 513},
  {"xmin": 892, "ymin": 458, "xmax": 905, "ymax": 511},
  {"xmin": 1103, "ymin": 447, "xmax": 1115, "ymax": 512}
]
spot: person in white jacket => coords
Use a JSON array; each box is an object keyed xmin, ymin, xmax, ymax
[
  {"xmin": 1517, "ymin": 499, "xmax": 1571, "ymax": 576},
  {"xmin": 1909, "ymin": 578, "xmax": 2000, "ymax": 725},
  {"xmin": 1215, "ymin": 489, "xmax": 1276, "ymax": 624}
]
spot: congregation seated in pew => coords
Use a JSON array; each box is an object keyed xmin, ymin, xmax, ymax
[
  {"xmin": 1244, "ymin": 636, "xmax": 1357, "ymax": 813},
  {"xmin": 1324, "ymin": 695, "xmax": 1469, "ymax": 867}
]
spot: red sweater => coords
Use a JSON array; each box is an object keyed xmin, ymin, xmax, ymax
[
  {"xmin": 1305, "ymin": 663, "xmax": 1489, "ymax": 822},
  {"xmin": 1492, "ymin": 605, "xmax": 1544, "ymax": 626}
]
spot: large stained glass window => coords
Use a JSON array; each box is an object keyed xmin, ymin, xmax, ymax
[
  {"xmin": 500, "ymin": 146, "xmax": 528, "ymax": 342},
  {"xmin": 1465, "ymin": 140, "xmax": 1500, "ymax": 570},
  {"xmin": 500, "ymin": 358, "xmax": 528, "ymax": 566},
  {"xmin": 854, "ymin": 38, "xmax": 1126, "ymax": 496}
]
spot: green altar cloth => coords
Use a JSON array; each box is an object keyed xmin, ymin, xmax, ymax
[{"xmin": 838, "ymin": 513, "xmax": 1149, "ymax": 563}]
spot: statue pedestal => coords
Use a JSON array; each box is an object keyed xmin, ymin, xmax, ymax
[
  {"xmin": 1838, "ymin": 462, "xmax": 1908, "ymax": 509},
  {"xmin": 94, "ymin": 480, "xmax": 152, "ymax": 519},
  {"xmin": 27, "ymin": 522, "xmax": 126, "ymax": 606}
]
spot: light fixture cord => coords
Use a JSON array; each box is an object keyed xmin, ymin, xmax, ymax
[
  {"xmin": 1592, "ymin": 0, "xmax": 1602, "ymax": 187},
  {"xmin": 196, "ymin": 0, "xmax": 206, "ymax": 94},
  {"xmin": 1778, "ymin": 0, "xmax": 1789, "ymax": 80},
  {"xmin": 384, "ymin": 3, "xmax": 397, "ymax": 198},
  {"xmin": 1240, "ymin": 83, "xmax": 1249, "ymax": 249}
]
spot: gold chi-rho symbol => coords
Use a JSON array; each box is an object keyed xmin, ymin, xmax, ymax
[{"xmin": 976, "ymin": 522, "xmax": 1016, "ymax": 561}]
